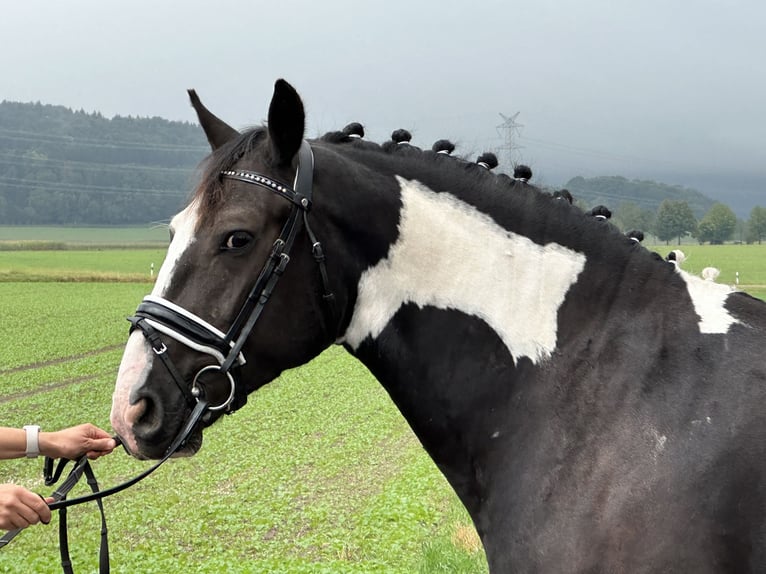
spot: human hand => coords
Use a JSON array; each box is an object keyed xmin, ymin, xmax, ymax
[
  {"xmin": 0, "ymin": 484, "xmax": 52, "ymax": 531},
  {"xmin": 40, "ymin": 424, "xmax": 117, "ymax": 460}
]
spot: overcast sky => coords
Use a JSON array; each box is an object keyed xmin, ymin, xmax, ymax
[{"xmin": 2, "ymin": 0, "xmax": 764, "ymax": 206}]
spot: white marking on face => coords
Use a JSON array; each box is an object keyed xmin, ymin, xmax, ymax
[
  {"xmin": 675, "ymin": 268, "xmax": 738, "ymax": 333},
  {"xmin": 111, "ymin": 200, "xmax": 199, "ymax": 448},
  {"xmin": 152, "ymin": 200, "xmax": 200, "ymax": 297},
  {"xmin": 110, "ymin": 331, "xmax": 152, "ymax": 452},
  {"xmin": 341, "ymin": 177, "xmax": 586, "ymax": 364}
]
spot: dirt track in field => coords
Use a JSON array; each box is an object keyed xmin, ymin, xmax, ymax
[
  {"xmin": 0, "ymin": 344, "xmax": 123, "ymax": 376},
  {"xmin": 0, "ymin": 373, "xmax": 110, "ymax": 404},
  {"xmin": 0, "ymin": 344, "xmax": 123, "ymax": 404}
]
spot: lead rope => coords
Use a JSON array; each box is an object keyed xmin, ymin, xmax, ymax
[
  {"xmin": 0, "ymin": 456, "xmax": 110, "ymax": 573},
  {"xmin": 45, "ymin": 456, "xmax": 110, "ymax": 574},
  {"xmin": 0, "ymin": 399, "xmax": 209, "ymax": 572}
]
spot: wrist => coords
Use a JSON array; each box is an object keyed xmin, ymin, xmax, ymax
[
  {"xmin": 22, "ymin": 425, "xmax": 41, "ymax": 458},
  {"xmin": 37, "ymin": 431, "xmax": 55, "ymax": 458}
]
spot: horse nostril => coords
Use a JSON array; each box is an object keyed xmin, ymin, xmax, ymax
[
  {"xmin": 124, "ymin": 398, "xmax": 147, "ymax": 427},
  {"xmin": 127, "ymin": 395, "xmax": 164, "ymax": 441}
]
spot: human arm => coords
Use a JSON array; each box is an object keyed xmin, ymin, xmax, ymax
[{"xmin": 0, "ymin": 425, "xmax": 116, "ymax": 460}]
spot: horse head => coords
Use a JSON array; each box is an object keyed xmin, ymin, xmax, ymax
[{"xmin": 110, "ymin": 80, "xmax": 336, "ymax": 459}]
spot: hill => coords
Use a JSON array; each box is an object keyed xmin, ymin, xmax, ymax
[
  {"xmin": 0, "ymin": 100, "xmax": 208, "ymax": 225},
  {"xmin": 563, "ymin": 175, "xmax": 716, "ymax": 218}
]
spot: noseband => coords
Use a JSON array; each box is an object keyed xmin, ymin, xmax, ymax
[{"xmin": 130, "ymin": 140, "xmax": 335, "ymax": 415}]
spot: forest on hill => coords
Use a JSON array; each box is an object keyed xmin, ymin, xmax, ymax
[
  {"xmin": 563, "ymin": 175, "xmax": 715, "ymax": 219},
  {"xmin": 0, "ymin": 99, "xmax": 736, "ymax": 230},
  {"xmin": 0, "ymin": 100, "xmax": 208, "ymax": 225}
]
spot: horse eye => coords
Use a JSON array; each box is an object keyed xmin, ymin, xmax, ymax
[{"xmin": 223, "ymin": 231, "xmax": 253, "ymax": 251}]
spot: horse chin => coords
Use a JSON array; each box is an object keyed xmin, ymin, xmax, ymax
[
  {"xmin": 124, "ymin": 431, "xmax": 203, "ymax": 461},
  {"xmin": 171, "ymin": 433, "xmax": 203, "ymax": 458}
]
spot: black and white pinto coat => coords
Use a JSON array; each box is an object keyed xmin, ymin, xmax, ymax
[
  {"xmin": 318, "ymin": 143, "xmax": 765, "ymax": 573},
  {"xmin": 111, "ymin": 81, "xmax": 766, "ymax": 573}
]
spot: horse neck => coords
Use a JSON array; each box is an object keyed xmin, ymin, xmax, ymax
[{"xmin": 316, "ymin": 146, "xmax": 664, "ymax": 512}]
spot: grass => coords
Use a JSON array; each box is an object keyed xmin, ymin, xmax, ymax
[
  {"xmin": 653, "ymin": 243, "xmax": 766, "ymax": 287},
  {"xmin": 0, "ymin": 283, "xmax": 488, "ymax": 574},
  {"xmin": 0, "ymin": 283, "xmax": 150, "ymax": 369},
  {"xmin": 0, "ymin": 225, "xmax": 169, "ymax": 245},
  {"xmin": 0, "ymin": 250, "xmax": 167, "ymax": 282}
]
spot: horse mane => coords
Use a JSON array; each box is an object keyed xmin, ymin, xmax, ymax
[
  {"xmin": 312, "ymin": 136, "xmax": 656, "ymax": 268},
  {"xmin": 476, "ymin": 152, "xmax": 499, "ymax": 170}
]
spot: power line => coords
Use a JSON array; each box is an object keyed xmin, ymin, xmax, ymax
[
  {"xmin": 518, "ymin": 134, "xmax": 676, "ymax": 166},
  {"xmin": 0, "ymin": 128, "xmax": 208, "ymax": 152},
  {"xmin": 0, "ymin": 152, "xmax": 195, "ymax": 174},
  {"xmin": 0, "ymin": 176, "xmax": 188, "ymax": 197}
]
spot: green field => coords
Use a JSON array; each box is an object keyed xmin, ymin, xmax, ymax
[
  {"xmin": 0, "ymin": 250, "xmax": 167, "ymax": 281},
  {"xmin": 653, "ymin": 244, "xmax": 766, "ymax": 300},
  {"xmin": 0, "ymin": 225, "xmax": 169, "ymax": 245}
]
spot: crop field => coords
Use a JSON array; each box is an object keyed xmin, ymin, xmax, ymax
[
  {"xmin": 0, "ymin": 225, "xmax": 169, "ymax": 245},
  {"xmin": 0, "ymin": 250, "xmax": 167, "ymax": 282}
]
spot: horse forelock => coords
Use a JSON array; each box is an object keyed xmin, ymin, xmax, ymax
[{"xmin": 191, "ymin": 127, "xmax": 268, "ymax": 226}]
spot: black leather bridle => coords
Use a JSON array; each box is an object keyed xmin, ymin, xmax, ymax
[
  {"xmin": 0, "ymin": 140, "xmax": 336, "ymax": 572},
  {"xmin": 130, "ymin": 140, "xmax": 335, "ymax": 416}
]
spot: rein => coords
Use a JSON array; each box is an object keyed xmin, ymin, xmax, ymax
[
  {"xmin": 1, "ymin": 140, "xmax": 332, "ymax": 572},
  {"xmin": 0, "ymin": 399, "xmax": 209, "ymax": 572}
]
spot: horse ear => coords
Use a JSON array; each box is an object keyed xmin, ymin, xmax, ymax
[
  {"xmin": 187, "ymin": 89, "xmax": 239, "ymax": 150},
  {"xmin": 267, "ymin": 79, "xmax": 305, "ymax": 166}
]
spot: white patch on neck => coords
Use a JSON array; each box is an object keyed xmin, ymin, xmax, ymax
[
  {"xmin": 153, "ymin": 201, "xmax": 200, "ymax": 297},
  {"xmin": 675, "ymin": 267, "xmax": 739, "ymax": 333},
  {"xmin": 340, "ymin": 177, "xmax": 586, "ymax": 364}
]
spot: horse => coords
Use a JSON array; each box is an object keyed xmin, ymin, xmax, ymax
[{"xmin": 110, "ymin": 79, "xmax": 766, "ymax": 573}]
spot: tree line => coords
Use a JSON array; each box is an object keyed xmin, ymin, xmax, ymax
[
  {"xmin": 608, "ymin": 199, "xmax": 766, "ymax": 245},
  {"xmin": 562, "ymin": 175, "xmax": 765, "ymax": 244},
  {"xmin": 0, "ymin": 100, "xmax": 208, "ymax": 225},
  {"xmin": 1, "ymin": 100, "xmax": 763, "ymax": 240}
]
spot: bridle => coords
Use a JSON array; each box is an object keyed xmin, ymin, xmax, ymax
[
  {"xmin": 0, "ymin": 140, "xmax": 336, "ymax": 572},
  {"xmin": 130, "ymin": 139, "xmax": 335, "ymax": 416}
]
